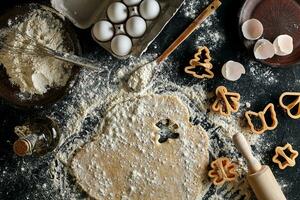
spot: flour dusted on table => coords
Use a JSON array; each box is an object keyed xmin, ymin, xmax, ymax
[{"xmin": 0, "ymin": 8, "xmax": 72, "ymax": 95}]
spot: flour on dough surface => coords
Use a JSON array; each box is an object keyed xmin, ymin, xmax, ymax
[{"xmin": 71, "ymin": 94, "xmax": 209, "ymax": 200}]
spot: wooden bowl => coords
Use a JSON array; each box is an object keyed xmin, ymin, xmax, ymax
[
  {"xmin": 0, "ymin": 3, "xmax": 81, "ymax": 109},
  {"xmin": 239, "ymin": 0, "xmax": 300, "ymax": 67}
]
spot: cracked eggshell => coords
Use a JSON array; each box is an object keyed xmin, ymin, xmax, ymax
[
  {"xmin": 254, "ymin": 39, "xmax": 275, "ymax": 60},
  {"xmin": 241, "ymin": 18, "xmax": 264, "ymax": 40},
  {"xmin": 221, "ymin": 61, "xmax": 246, "ymax": 81},
  {"xmin": 273, "ymin": 34, "xmax": 293, "ymax": 56},
  {"xmin": 139, "ymin": 0, "xmax": 160, "ymax": 20},
  {"xmin": 92, "ymin": 20, "xmax": 114, "ymax": 42},
  {"xmin": 126, "ymin": 16, "xmax": 146, "ymax": 38},
  {"xmin": 123, "ymin": 0, "xmax": 142, "ymax": 6},
  {"xmin": 111, "ymin": 35, "xmax": 132, "ymax": 56},
  {"xmin": 107, "ymin": 2, "xmax": 128, "ymax": 23}
]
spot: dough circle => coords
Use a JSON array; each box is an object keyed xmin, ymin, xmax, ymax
[{"xmin": 71, "ymin": 94, "xmax": 209, "ymax": 200}]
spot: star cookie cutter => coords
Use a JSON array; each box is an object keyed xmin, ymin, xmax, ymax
[
  {"xmin": 208, "ymin": 157, "xmax": 238, "ymax": 186},
  {"xmin": 184, "ymin": 46, "xmax": 214, "ymax": 79},
  {"xmin": 279, "ymin": 92, "xmax": 300, "ymax": 119},
  {"xmin": 272, "ymin": 143, "xmax": 299, "ymax": 170},
  {"xmin": 245, "ymin": 103, "xmax": 278, "ymax": 134},
  {"xmin": 211, "ymin": 86, "xmax": 240, "ymax": 116}
]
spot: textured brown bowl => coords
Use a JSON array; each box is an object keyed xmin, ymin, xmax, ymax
[
  {"xmin": 0, "ymin": 3, "xmax": 81, "ymax": 109},
  {"xmin": 239, "ymin": 0, "xmax": 300, "ymax": 67}
]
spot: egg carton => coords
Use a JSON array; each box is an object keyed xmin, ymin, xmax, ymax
[{"xmin": 51, "ymin": 0, "xmax": 185, "ymax": 59}]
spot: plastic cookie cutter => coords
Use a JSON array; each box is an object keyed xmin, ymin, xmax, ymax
[
  {"xmin": 211, "ymin": 86, "xmax": 240, "ymax": 116},
  {"xmin": 184, "ymin": 46, "xmax": 214, "ymax": 79},
  {"xmin": 245, "ymin": 103, "xmax": 278, "ymax": 134},
  {"xmin": 272, "ymin": 143, "xmax": 299, "ymax": 170},
  {"xmin": 279, "ymin": 92, "xmax": 300, "ymax": 119},
  {"xmin": 208, "ymin": 157, "xmax": 238, "ymax": 186}
]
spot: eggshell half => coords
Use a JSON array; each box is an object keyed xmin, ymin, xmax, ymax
[
  {"xmin": 221, "ymin": 61, "xmax": 246, "ymax": 81},
  {"xmin": 273, "ymin": 34, "xmax": 293, "ymax": 56},
  {"xmin": 254, "ymin": 39, "xmax": 275, "ymax": 60},
  {"xmin": 241, "ymin": 18, "xmax": 264, "ymax": 40}
]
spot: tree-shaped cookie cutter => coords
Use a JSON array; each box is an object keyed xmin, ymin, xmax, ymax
[
  {"xmin": 211, "ymin": 86, "xmax": 240, "ymax": 116},
  {"xmin": 184, "ymin": 46, "xmax": 214, "ymax": 79},
  {"xmin": 279, "ymin": 92, "xmax": 300, "ymax": 119},
  {"xmin": 208, "ymin": 157, "xmax": 238, "ymax": 186},
  {"xmin": 272, "ymin": 143, "xmax": 299, "ymax": 170},
  {"xmin": 245, "ymin": 103, "xmax": 278, "ymax": 134}
]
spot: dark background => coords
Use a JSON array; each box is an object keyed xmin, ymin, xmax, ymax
[{"xmin": 0, "ymin": 0, "xmax": 299, "ymax": 199}]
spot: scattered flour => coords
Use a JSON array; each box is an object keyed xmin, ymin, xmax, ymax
[{"xmin": 0, "ymin": 8, "xmax": 72, "ymax": 95}]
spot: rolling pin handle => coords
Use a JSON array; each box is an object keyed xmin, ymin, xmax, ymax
[{"xmin": 233, "ymin": 133, "xmax": 262, "ymax": 173}]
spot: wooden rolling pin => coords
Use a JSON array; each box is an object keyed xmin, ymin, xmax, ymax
[{"xmin": 233, "ymin": 133, "xmax": 286, "ymax": 200}]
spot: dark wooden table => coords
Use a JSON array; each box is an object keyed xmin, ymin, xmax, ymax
[{"xmin": 0, "ymin": 0, "xmax": 299, "ymax": 199}]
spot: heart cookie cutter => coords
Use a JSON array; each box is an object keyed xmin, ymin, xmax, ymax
[
  {"xmin": 211, "ymin": 86, "xmax": 240, "ymax": 116},
  {"xmin": 279, "ymin": 92, "xmax": 300, "ymax": 119},
  {"xmin": 245, "ymin": 103, "xmax": 278, "ymax": 134},
  {"xmin": 184, "ymin": 46, "xmax": 214, "ymax": 79}
]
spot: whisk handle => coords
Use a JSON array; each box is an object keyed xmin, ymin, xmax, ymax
[{"xmin": 49, "ymin": 50, "xmax": 103, "ymax": 71}]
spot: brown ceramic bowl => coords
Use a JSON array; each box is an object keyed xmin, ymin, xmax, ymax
[
  {"xmin": 239, "ymin": 0, "xmax": 300, "ymax": 67},
  {"xmin": 0, "ymin": 3, "xmax": 81, "ymax": 109}
]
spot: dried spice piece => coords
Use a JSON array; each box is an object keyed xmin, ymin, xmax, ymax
[
  {"xmin": 211, "ymin": 86, "xmax": 240, "ymax": 116},
  {"xmin": 184, "ymin": 46, "xmax": 214, "ymax": 79},
  {"xmin": 279, "ymin": 92, "xmax": 300, "ymax": 119},
  {"xmin": 272, "ymin": 143, "xmax": 299, "ymax": 170},
  {"xmin": 245, "ymin": 103, "xmax": 278, "ymax": 134},
  {"xmin": 208, "ymin": 157, "xmax": 238, "ymax": 186}
]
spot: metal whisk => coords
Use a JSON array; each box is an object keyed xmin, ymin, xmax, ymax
[{"xmin": 0, "ymin": 30, "xmax": 103, "ymax": 71}]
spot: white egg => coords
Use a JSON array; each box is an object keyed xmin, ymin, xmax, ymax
[
  {"xmin": 139, "ymin": 0, "xmax": 160, "ymax": 20},
  {"xmin": 123, "ymin": 0, "xmax": 142, "ymax": 6},
  {"xmin": 111, "ymin": 35, "xmax": 132, "ymax": 56},
  {"xmin": 92, "ymin": 20, "xmax": 114, "ymax": 42},
  {"xmin": 241, "ymin": 18, "xmax": 264, "ymax": 40},
  {"xmin": 126, "ymin": 16, "xmax": 146, "ymax": 38},
  {"xmin": 254, "ymin": 39, "xmax": 275, "ymax": 60},
  {"xmin": 273, "ymin": 34, "xmax": 293, "ymax": 56},
  {"xmin": 107, "ymin": 2, "xmax": 128, "ymax": 23}
]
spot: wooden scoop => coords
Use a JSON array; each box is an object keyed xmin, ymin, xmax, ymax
[{"xmin": 233, "ymin": 133, "xmax": 286, "ymax": 200}]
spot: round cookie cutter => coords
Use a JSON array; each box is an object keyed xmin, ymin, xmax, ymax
[
  {"xmin": 239, "ymin": 0, "xmax": 300, "ymax": 67},
  {"xmin": 0, "ymin": 3, "xmax": 81, "ymax": 109}
]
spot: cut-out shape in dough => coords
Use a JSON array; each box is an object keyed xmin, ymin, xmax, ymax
[
  {"xmin": 279, "ymin": 92, "xmax": 300, "ymax": 119},
  {"xmin": 272, "ymin": 143, "xmax": 299, "ymax": 170},
  {"xmin": 245, "ymin": 103, "xmax": 278, "ymax": 134},
  {"xmin": 155, "ymin": 119, "xmax": 180, "ymax": 143},
  {"xmin": 184, "ymin": 46, "xmax": 214, "ymax": 79},
  {"xmin": 71, "ymin": 94, "xmax": 209, "ymax": 200},
  {"xmin": 208, "ymin": 157, "xmax": 238, "ymax": 186},
  {"xmin": 211, "ymin": 86, "xmax": 240, "ymax": 116}
]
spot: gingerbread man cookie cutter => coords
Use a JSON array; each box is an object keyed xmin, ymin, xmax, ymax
[
  {"xmin": 184, "ymin": 46, "xmax": 214, "ymax": 79},
  {"xmin": 279, "ymin": 92, "xmax": 300, "ymax": 119},
  {"xmin": 272, "ymin": 143, "xmax": 299, "ymax": 170},
  {"xmin": 245, "ymin": 103, "xmax": 278, "ymax": 134},
  {"xmin": 208, "ymin": 157, "xmax": 238, "ymax": 186},
  {"xmin": 211, "ymin": 86, "xmax": 240, "ymax": 116}
]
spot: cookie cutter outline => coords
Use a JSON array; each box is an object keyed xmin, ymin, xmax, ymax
[
  {"xmin": 208, "ymin": 157, "xmax": 238, "ymax": 186},
  {"xmin": 184, "ymin": 46, "xmax": 214, "ymax": 79},
  {"xmin": 211, "ymin": 86, "xmax": 240, "ymax": 116},
  {"xmin": 245, "ymin": 103, "xmax": 278, "ymax": 134},
  {"xmin": 272, "ymin": 143, "xmax": 299, "ymax": 170},
  {"xmin": 279, "ymin": 92, "xmax": 300, "ymax": 119}
]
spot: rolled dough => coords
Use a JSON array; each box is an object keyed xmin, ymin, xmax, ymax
[{"xmin": 71, "ymin": 94, "xmax": 209, "ymax": 199}]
